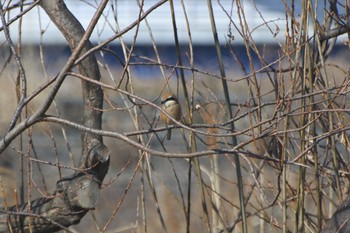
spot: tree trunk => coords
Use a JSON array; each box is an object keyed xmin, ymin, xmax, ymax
[{"xmin": 0, "ymin": 0, "xmax": 109, "ymax": 232}]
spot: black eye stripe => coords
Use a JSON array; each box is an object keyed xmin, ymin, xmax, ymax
[{"xmin": 161, "ymin": 96, "xmax": 176, "ymax": 104}]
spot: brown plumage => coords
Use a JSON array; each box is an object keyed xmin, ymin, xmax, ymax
[{"xmin": 160, "ymin": 92, "xmax": 182, "ymax": 140}]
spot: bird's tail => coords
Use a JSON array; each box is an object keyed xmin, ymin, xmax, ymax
[{"xmin": 167, "ymin": 128, "xmax": 172, "ymax": 140}]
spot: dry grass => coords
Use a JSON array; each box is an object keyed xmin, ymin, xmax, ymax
[
  {"xmin": 1, "ymin": 0, "xmax": 350, "ymax": 226},
  {"xmin": 0, "ymin": 44, "xmax": 349, "ymax": 232},
  {"xmin": 0, "ymin": 42, "xmax": 348, "ymax": 227}
]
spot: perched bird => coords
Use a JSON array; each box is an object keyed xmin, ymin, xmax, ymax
[{"xmin": 160, "ymin": 92, "xmax": 182, "ymax": 140}]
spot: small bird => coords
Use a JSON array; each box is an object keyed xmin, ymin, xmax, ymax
[{"xmin": 160, "ymin": 92, "xmax": 182, "ymax": 140}]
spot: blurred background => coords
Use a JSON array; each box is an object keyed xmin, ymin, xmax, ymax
[{"xmin": 0, "ymin": 0, "xmax": 349, "ymax": 232}]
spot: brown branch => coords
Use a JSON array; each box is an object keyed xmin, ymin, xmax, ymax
[
  {"xmin": 321, "ymin": 191, "xmax": 350, "ymax": 233},
  {"xmin": 0, "ymin": 0, "xmax": 107, "ymax": 153},
  {"xmin": 0, "ymin": 0, "xmax": 110, "ymax": 232},
  {"xmin": 0, "ymin": 1, "xmax": 27, "ymax": 131},
  {"xmin": 0, "ymin": 141, "xmax": 110, "ymax": 233}
]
